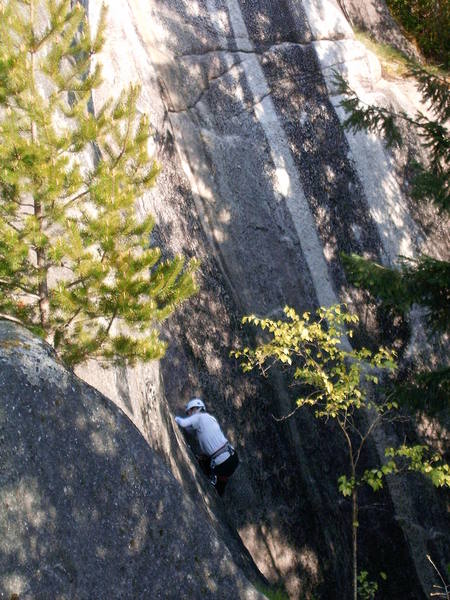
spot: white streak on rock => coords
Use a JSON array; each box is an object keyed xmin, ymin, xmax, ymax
[
  {"xmin": 314, "ymin": 37, "xmax": 420, "ymax": 264},
  {"xmin": 302, "ymin": 0, "xmax": 354, "ymax": 40},
  {"xmin": 224, "ymin": 1, "xmax": 340, "ymax": 311}
]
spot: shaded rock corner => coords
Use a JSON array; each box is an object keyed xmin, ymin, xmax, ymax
[{"xmin": 0, "ymin": 321, "xmax": 264, "ymax": 600}]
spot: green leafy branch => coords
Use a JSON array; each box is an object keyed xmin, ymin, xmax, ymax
[{"xmin": 233, "ymin": 304, "xmax": 449, "ymax": 600}]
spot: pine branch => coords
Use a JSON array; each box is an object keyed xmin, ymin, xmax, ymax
[
  {"xmin": 0, "ymin": 278, "xmax": 40, "ymax": 299},
  {"xmin": 409, "ymin": 66, "xmax": 450, "ymax": 121},
  {"xmin": 62, "ymin": 187, "xmax": 90, "ymax": 208},
  {"xmin": 335, "ymin": 70, "xmax": 450, "ymax": 168},
  {"xmin": 343, "ymin": 253, "xmax": 450, "ymax": 332},
  {"xmin": 0, "ymin": 312, "xmax": 27, "ymax": 326}
]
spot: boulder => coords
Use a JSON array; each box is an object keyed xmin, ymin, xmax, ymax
[{"xmin": 0, "ymin": 321, "xmax": 264, "ymax": 600}]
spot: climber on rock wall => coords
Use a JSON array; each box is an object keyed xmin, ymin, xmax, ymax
[{"xmin": 175, "ymin": 398, "xmax": 239, "ymax": 496}]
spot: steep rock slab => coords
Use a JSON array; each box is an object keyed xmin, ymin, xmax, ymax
[
  {"xmin": 0, "ymin": 321, "xmax": 265, "ymax": 600},
  {"xmin": 126, "ymin": 1, "xmax": 429, "ymax": 598},
  {"xmin": 74, "ymin": 1, "xmax": 447, "ymax": 598},
  {"xmin": 78, "ymin": 4, "xmax": 335, "ymax": 598},
  {"xmin": 111, "ymin": 2, "xmax": 361, "ymax": 597}
]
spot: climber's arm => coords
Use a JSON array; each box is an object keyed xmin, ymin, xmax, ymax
[{"xmin": 175, "ymin": 413, "xmax": 199, "ymax": 432}]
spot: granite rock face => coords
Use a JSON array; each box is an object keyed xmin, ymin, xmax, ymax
[
  {"xmin": 2, "ymin": 1, "xmax": 448, "ymax": 599},
  {"xmin": 75, "ymin": 1, "xmax": 447, "ymax": 598},
  {"xmin": 0, "ymin": 321, "xmax": 265, "ymax": 600}
]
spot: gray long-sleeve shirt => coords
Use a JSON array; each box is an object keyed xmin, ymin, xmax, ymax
[{"xmin": 175, "ymin": 412, "xmax": 228, "ymax": 458}]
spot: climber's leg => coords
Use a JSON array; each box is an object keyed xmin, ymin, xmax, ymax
[{"xmin": 212, "ymin": 451, "xmax": 239, "ymax": 496}]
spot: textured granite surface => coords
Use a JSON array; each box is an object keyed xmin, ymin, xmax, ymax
[{"xmin": 0, "ymin": 321, "xmax": 264, "ymax": 600}]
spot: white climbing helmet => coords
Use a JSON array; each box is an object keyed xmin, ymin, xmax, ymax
[{"xmin": 185, "ymin": 397, "xmax": 205, "ymax": 413}]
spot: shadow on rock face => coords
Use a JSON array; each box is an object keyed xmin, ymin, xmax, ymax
[
  {"xmin": 0, "ymin": 321, "xmax": 264, "ymax": 600},
  {"xmin": 340, "ymin": 0, "xmax": 422, "ymax": 62}
]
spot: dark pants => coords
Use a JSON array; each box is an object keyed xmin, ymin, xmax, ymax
[
  {"xmin": 198, "ymin": 451, "xmax": 239, "ymax": 496},
  {"xmin": 214, "ymin": 451, "xmax": 239, "ymax": 495}
]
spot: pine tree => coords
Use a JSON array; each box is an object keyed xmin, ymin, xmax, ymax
[
  {"xmin": 334, "ymin": 67, "xmax": 449, "ymax": 410},
  {"xmin": 0, "ymin": 0, "xmax": 198, "ymax": 367}
]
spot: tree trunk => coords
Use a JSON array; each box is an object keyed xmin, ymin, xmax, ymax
[
  {"xmin": 35, "ymin": 202, "xmax": 50, "ymax": 330},
  {"xmin": 352, "ymin": 487, "xmax": 358, "ymax": 600},
  {"xmin": 30, "ymin": 0, "xmax": 50, "ymax": 332}
]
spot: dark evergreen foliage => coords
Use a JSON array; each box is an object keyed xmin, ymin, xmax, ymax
[
  {"xmin": 385, "ymin": 0, "xmax": 450, "ymax": 68},
  {"xmin": 342, "ymin": 254, "xmax": 450, "ymax": 332},
  {"xmin": 335, "ymin": 67, "xmax": 449, "ymax": 411}
]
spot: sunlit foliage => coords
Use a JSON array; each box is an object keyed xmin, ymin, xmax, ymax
[{"xmin": 0, "ymin": 0, "xmax": 198, "ymax": 366}]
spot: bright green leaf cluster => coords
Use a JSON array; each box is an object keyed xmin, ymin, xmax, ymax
[
  {"xmin": 357, "ymin": 571, "xmax": 381, "ymax": 600},
  {"xmin": 386, "ymin": 445, "xmax": 450, "ymax": 488},
  {"xmin": 233, "ymin": 304, "xmax": 397, "ymax": 421},
  {"xmin": 338, "ymin": 474, "xmax": 356, "ymax": 497},
  {"xmin": 234, "ymin": 304, "xmax": 449, "ymax": 492},
  {"xmin": 362, "ymin": 460, "xmax": 398, "ymax": 492}
]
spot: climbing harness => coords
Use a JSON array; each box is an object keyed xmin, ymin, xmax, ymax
[{"xmin": 209, "ymin": 442, "xmax": 235, "ymax": 469}]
